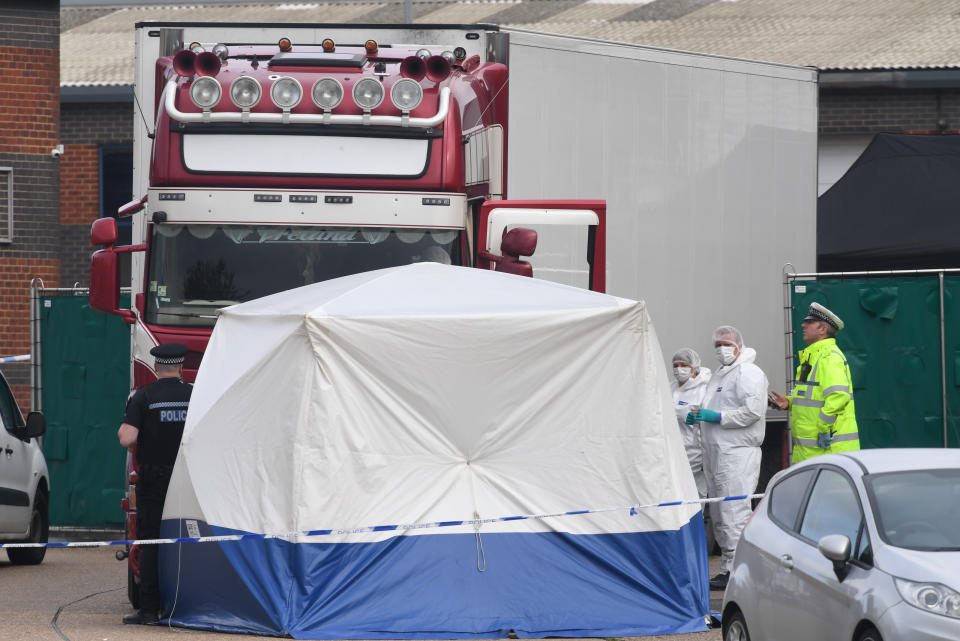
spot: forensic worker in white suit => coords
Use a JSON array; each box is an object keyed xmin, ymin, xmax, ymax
[
  {"xmin": 669, "ymin": 347, "xmax": 712, "ymax": 498},
  {"xmin": 686, "ymin": 325, "xmax": 768, "ymax": 591}
]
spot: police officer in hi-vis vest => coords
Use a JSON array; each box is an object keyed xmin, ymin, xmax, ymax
[
  {"xmin": 769, "ymin": 303, "xmax": 860, "ymax": 463},
  {"xmin": 117, "ymin": 343, "xmax": 192, "ymax": 625}
]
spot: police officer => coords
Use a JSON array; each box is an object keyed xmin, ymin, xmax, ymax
[
  {"xmin": 769, "ymin": 303, "xmax": 860, "ymax": 463},
  {"xmin": 117, "ymin": 343, "xmax": 191, "ymax": 625}
]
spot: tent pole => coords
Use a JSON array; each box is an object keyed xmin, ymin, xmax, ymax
[{"xmin": 940, "ymin": 271, "xmax": 948, "ymax": 448}]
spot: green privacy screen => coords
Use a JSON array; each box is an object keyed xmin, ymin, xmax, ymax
[
  {"xmin": 790, "ymin": 277, "xmax": 960, "ymax": 449},
  {"xmin": 40, "ymin": 293, "xmax": 130, "ymax": 527}
]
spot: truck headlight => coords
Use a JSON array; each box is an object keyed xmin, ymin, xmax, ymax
[
  {"xmin": 270, "ymin": 76, "xmax": 302, "ymax": 110},
  {"xmin": 189, "ymin": 76, "xmax": 221, "ymax": 109},
  {"xmin": 390, "ymin": 78, "xmax": 422, "ymax": 112},
  {"xmin": 230, "ymin": 76, "xmax": 261, "ymax": 109},
  {"xmin": 312, "ymin": 78, "xmax": 343, "ymax": 110},
  {"xmin": 353, "ymin": 78, "xmax": 384, "ymax": 110},
  {"xmin": 895, "ymin": 578, "xmax": 960, "ymax": 620}
]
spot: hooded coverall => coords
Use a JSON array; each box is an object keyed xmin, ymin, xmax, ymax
[
  {"xmin": 699, "ymin": 347, "xmax": 768, "ymax": 574},
  {"xmin": 670, "ymin": 367, "xmax": 713, "ymax": 497},
  {"xmin": 788, "ymin": 337, "xmax": 860, "ymax": 463}
]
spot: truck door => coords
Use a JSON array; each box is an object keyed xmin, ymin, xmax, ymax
[
  {"xmin": 0, "ymin": 376, "xmax": 30, "ymax": 533},
  {"xmin": 476, "ymin": 200, "xmax": 606, "ymax": 293}
]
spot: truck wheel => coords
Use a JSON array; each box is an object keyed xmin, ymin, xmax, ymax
[
  {"xmin": 7, "ymin": 492, "xmax": 48, "ymax": 565},
  {"xmin": 128, "ymin": 565, "xmax": 141, "ymax": 609}
]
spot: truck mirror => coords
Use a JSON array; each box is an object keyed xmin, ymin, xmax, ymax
[
  {"xmin": 24, "ymin": 412, "xmax": 45, "ymax": 439},
  {"xmin": 502, "ymin": 227, "xmax": 537, "ymax": 257},
  {"xmin": 91, "ymin": 217, "xmax": 118, "ymax": 246},
  {"xmin": 90, "ymin": 249, "xmax": 122, "ymax": 315}
]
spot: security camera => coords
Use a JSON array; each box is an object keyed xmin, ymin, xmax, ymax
[{"xmin": 50, "ymin": 144, "xmax": 64, "ymax": 158}]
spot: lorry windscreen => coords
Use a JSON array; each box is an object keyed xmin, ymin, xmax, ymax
[{"xmin": 145, "ymin": 224, "xmax": 462, "ymax": 328}]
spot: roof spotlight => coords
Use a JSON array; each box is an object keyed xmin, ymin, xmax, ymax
[
  {"xmin": 441, "ymin": 50, "xmax": 456, "ymax": 64},
  {"xmin": 189, "ymin": 42, "xmax": 204, "ymax": 53},
  {"xmin": 353, "ymin": 78, "xmax": 384, "ymax": 111},
  {"xmin": 390, "ymin": 78, "xmax": 422, "ymax": 112},
  {"xmin": 189, "ymin": 76, "xmax": 221, "ymax": 109},
  {"xmin": 230, "ymin": 76, "xmax": 261, "ymax": 109},
  {"xmin": 270, "ymin": 76, "xmax": 303, "ymax": 110},
  {"xmin": 279, "ymin": 37, "xmax": 293, "ymax": 52},
  {"xmin": 212, "ymin": 43, "xmax": 229, "ymax": 61},
  {"xmin": 453, "ymin": 47, "xmax": 467, "ymax": 62},
  {"xmin": 322, "ymin": 38, "xmax": 336, "ymax": 53},
  {"xmin": 415, "ymin": 48, "xmax": 431, "ymax": 59},
  {"xmin": 365, "ymin": 40, "xmax": 379, "ymax": 55},
  {"xmin": 312, "ymin": 78, "xmax": 343, "ymax": 110}
]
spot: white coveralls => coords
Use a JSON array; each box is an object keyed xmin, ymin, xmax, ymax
[
  {"xmin": 699, "ymin": 347, "xmax": 767, "ymax": 573},
  {"xmin": 669, "ymin": 367, "xmax": 712, "ymax": 497}
]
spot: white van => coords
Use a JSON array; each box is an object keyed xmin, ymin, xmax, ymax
[{"xmin": 0, "ymin": 371, "xmax": 49, "ymax": 564}]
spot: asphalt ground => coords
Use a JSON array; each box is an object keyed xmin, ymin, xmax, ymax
[{"xmin": 0, "ymin": 537, "xmax": 723, "ymax": 641}]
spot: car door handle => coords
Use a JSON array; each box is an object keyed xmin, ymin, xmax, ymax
[{"xmin": 779, "ymin": 554, "xmax": 794, "ymax": 570}]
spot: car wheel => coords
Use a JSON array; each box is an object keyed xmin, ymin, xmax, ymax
[
  {"xmin": 127, "ymin": 564, "xmax": 141, "ymax": 609},
  {"xmin": 856, "ymin": 625, "xmax": 883, "ymax": 641},
  {"xmin": 7, "ymin": 491, "xmax": 48, "ymax": 565},
  {"xmin": 723, "ymin": 610, "xmax": 751, "ymax": 641}
]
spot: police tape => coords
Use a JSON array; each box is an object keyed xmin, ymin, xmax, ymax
[{"xmin": 0, "ymin": 493, "xmax": 765, "ymax": 549}]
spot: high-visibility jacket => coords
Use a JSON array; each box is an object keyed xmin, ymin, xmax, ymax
[{"xmin": 788, "ymin": 338, "xmax": 860, "ymax": 463}]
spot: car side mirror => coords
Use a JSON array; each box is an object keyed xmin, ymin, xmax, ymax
[
  {"xmin": 818, "ymin": 534, "xmax": 852, "ymax": 582},
  {"xmin": 23, "ymin": 411, "xmax": 45, "ymax": 439}
]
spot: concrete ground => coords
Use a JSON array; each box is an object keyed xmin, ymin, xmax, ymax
[{"xmin": 0, "ymin": 539, "xmax": 722, "ymax": 641}]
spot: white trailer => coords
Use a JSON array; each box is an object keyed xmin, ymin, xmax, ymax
[{"xmin": 506, "ymin": 29, "xmax": 817, "ymax": 392}]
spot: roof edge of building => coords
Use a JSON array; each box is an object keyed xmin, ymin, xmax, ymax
[
  {"xmin": 820, "ymin": 68, "xmax": 960, "ymax": 89},
  {"xmin": 61, "ymin": 83, "xmax": 134, "ymax": 103}
]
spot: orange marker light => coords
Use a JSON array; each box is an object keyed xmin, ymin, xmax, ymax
[
  {"xmin": 365, "ymin": 40, "xmax": 379, "ymax": 55},
  {"xmin": 279, "ymin": 37, "xmax": 292, "ymax": 52},
  {"xmin": 322, "ymin": 38, "xmax": 335, "ymax": 53}
]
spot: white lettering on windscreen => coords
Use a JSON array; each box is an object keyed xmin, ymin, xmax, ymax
[{"xmin": 253, "ymin": 229, "xmax": 361, "ymax": 243}]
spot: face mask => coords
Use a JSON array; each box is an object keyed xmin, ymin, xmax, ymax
[
  {"xmin": 716, "ymin": 345, "xmax": 737, "ymax": 366},
  {"xmin": 673, "ymin": 366, "xmax": 692, "ymax": 383}
]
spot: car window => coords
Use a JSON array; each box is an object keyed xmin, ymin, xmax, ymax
[
  {"xmin": 866, "ymin": 469, "xmax": 960, "ymax": 550},
  {"xmin": 800, "ymin": 469, "xmax": 862, "ymax": 545},
  {"xmin": 769, "ymin": 468, "xmax": 816, "ymax": 531},
  {"xmin": 0, "ymin": 374, "xmax": 18, "ymax": 433}
]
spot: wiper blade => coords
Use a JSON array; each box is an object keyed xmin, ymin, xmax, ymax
[{"xmin": 155, "ymin": 310, "xmax": 219, "ymax": 319}]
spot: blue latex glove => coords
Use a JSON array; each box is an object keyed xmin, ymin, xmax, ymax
[
  {"xmin": 685, "ymin": 412, "xmax": 698, "ymax": 425},
  {"xmin": 817, "ymin": 432, "xmax": 833, "ymax": 449},
  {"xmin": 696, "ymin": 408, "xmax": 722, "ymax": 423}
]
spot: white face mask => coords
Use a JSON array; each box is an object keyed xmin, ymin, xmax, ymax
[
  {"xmin": 673, "ymin": 366, "xmax": 692, "ymax": 383},
  {"xmin": 716, "ymin": 345, "xmax": 737, "ymax": 366}
]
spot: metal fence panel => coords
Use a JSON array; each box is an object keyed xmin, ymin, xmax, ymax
[
  {"xmin": 788, "ymin": 276, "xmax": 959, "ymax": 449},
  {"xmin": 39, "ymin": 293, "xmax": 130, "ymax": 526}
]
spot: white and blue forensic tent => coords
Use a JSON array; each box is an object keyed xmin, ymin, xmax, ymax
[{"xmin": 159, "ymin": 263, "xmax": 709, "ymax": 638}]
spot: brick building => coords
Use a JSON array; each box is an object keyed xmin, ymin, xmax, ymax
[{"xmin": 0, "ymin": 0, "xmax": 60, "ymax": 410}]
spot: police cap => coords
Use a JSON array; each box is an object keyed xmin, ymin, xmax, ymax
[
  {"xmin": 150, "ymin": 343, "xmax": 189, "ymax": 365},
  {"xmin": 803, "ymin": 302, "xmax": 844, "ymax": 331}
]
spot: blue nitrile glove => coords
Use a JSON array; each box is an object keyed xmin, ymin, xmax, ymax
[
  {"xmin": 685, "ymin": 412, "xmax": 698, "ymax": 425},
  {"xmin": 696, "ymin": 409, "xmax": 721, "ymax": 423},
  {"xmin": 817, "ymin": 432, "xmax": 833, "ymax": 449}
]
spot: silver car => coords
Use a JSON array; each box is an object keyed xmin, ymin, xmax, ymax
[{"xmin": 722, "ymin": 449, "xmax": 960, "ymax": 641}]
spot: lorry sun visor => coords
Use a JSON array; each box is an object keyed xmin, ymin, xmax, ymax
[{"xmin": 269, "ymin": 52, "xmax": 367, "ymax": 68}]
